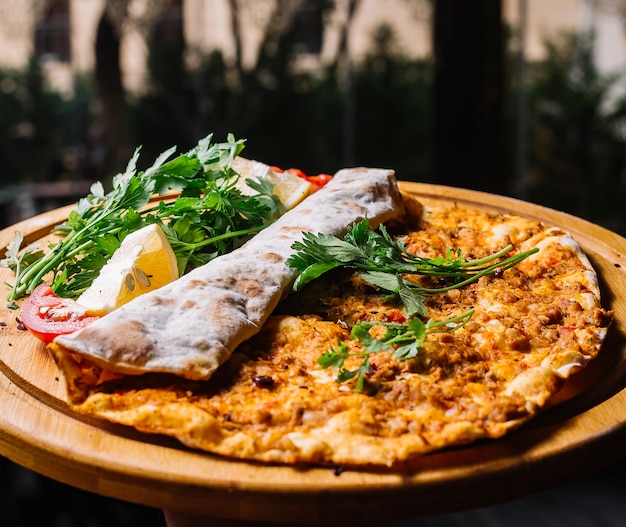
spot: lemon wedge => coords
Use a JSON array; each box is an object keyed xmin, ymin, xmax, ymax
[
  {"xmin": 76, "ymin": 224, "xmax": 179, "ymax": 313},
  {"xmin": 264, "ymin": 168, "xmax": 313, "ymax": 210},
  {"xmin": 232, "ymin": 157, "xmax": 312, "ymax": 211}
]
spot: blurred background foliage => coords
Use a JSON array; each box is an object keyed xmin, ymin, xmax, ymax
[
  {"xmin": 525, "ymin": 31, "xmax": 626, "ymax": 232},
  {"xmin": 129, "ymin": 17, "xmax": 434, "ymax": 180},
  {"xmin": 1, "ymin": 6, "xmax": 625, "ymax": 233}
]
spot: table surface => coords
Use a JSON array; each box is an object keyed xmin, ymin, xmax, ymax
[{"xmin": 1, "ymin": 181, "xmax": 626, "ymax": 525}]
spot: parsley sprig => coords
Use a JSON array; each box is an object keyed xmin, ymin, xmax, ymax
[
  {"xmin": 288, "ymin": 218, "xmax": 538, "ymax": 316},
  {"xmin": 319, "ymin": 309, "xmax": 475, "ymax": 391},
  {"xmin": 2, "ymin": 134, "xmax": 281, "ymax": 300},
  {"xmin": 288, "ymin": 218, "xmax": 538, "ymax": 390}
]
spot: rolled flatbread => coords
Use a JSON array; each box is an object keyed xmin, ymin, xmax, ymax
[{"xmin": 52, "ymin": 168, "xmax": 405, "ymax": 380}]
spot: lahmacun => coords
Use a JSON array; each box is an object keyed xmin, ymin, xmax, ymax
[{"xmin": 48, "ymin": 192, "xmax": 612, "ymax": 468}]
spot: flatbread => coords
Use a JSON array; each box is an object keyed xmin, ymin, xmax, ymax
[
  {"xmin": 48, "ymin": 202, "xmax": 612, "ymax": 467},
  {"xmin": 52, "ymin": 168, "xmax": 406, "ymax": 380}
]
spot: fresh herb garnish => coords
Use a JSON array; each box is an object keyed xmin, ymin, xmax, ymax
[
  {"xmin": 319, "ymin": 309, "xmax": 474, "ymax": 391},
  {"xmin": 2, "ymin": 134, "xmax": 281, "ymax": 300},
  {"xmin": 288, "ymin": 218, "xmax": 538, "ymax": 390},
  {"xmin": 287, "ymin": 218, "xmax": 538, "ymax": 316}
]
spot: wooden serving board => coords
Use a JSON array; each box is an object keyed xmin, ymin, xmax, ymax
[{"xmin": 1, "ymin": 182, "xmax": 626, "ymax": 525}]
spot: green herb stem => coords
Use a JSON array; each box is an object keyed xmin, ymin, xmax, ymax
[
  {"xmin": 320, "ymin": 308, "xmax": 476, "ymax": 391},
  {"xmin": 3, "ymin": 133, "xmax": 280, "ymax": 300},
  {"xmin": 170, "ymin": 223, "xmax": 270, "ymax": 253},
  {"xmin": 404, "ymin": 247, "xmax": 538, "ymax": 295},
  {"xmin": 292, "ymin": 219, "xmax": 539, "ymax": 391}
]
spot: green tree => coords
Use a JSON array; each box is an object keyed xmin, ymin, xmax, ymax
[
  {"xmin": 351, "ymin": 24, "xmax": 433, "ymax": 182},
  {"xmin": 0, "ymin": 58, "xmax": 69, "ymax": 185},
  {"xmin": 526, "ymin": 31, "xmax": 626, "ymax": 231}
]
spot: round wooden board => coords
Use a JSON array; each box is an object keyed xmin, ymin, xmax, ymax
[{"xmin": 1, "ymin": 181, "xmax": 626, "ymax": 525}]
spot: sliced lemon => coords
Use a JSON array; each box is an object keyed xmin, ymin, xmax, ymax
[
  {"xmin": 232, "ymin": 157, "xmax": 312, "ymax": 211},
  {"xmin": 264, "ymin": 168, "xmax": 313, "ymax": 210},
  {"xmin": 76, "ymin": 224, "xmax": 179, "ymax": 313}
]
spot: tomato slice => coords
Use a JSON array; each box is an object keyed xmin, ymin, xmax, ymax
[
  {"xmin": 302, "ymin": 173, "xmax": 332, "ymax": 192},
  {"xmin": 20, "ymin": 284, "xmax": 102, "ymax": 343}
]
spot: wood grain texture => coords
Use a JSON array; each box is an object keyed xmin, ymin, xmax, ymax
[{"xmin": 0, "ymin": 182, "xmax": 625, "ymax": 525}]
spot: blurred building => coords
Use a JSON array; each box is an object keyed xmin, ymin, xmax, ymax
[
  {"xmin": 0, "ymin": 0, "xmax": 622, "ymax": 113},
  {"xmin": 0, "ymin": 0, "xmax": 622, "ymax": 97},
  {"xmin": 504, "ymin": 0, "xmax": 626, "ymax": 103},
  {"xmin": 0, "ymin": 0, "xmax": 432, "ymax": 96}
]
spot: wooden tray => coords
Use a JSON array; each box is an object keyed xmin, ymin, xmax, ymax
[{"xmin": 1, "ymin": 181, "xmax": 626, "ymax": 525}]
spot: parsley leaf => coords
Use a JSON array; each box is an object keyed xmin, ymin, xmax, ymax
[
  {"xmin": 288, "ymin": 218, "xmax": 538, "ymax": 315},
  {"xmin": 296, "ymin": 219, "xmax": 537, "ymax": 392},
  {"xmin": 319, "ymin": 309, "xmax": 475, "ymax": 390},
  {"xmin": 3, "ymin": 133, "xmax": 281, "ymax": 300}
]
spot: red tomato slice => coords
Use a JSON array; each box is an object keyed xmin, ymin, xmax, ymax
[
  {"xmin": 20, "ymin": 284, "xmax": 102, "ymax": 343},
  {"xmin": 302, "ymin": 173, "xmax": 332, "ymax": 192}
]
